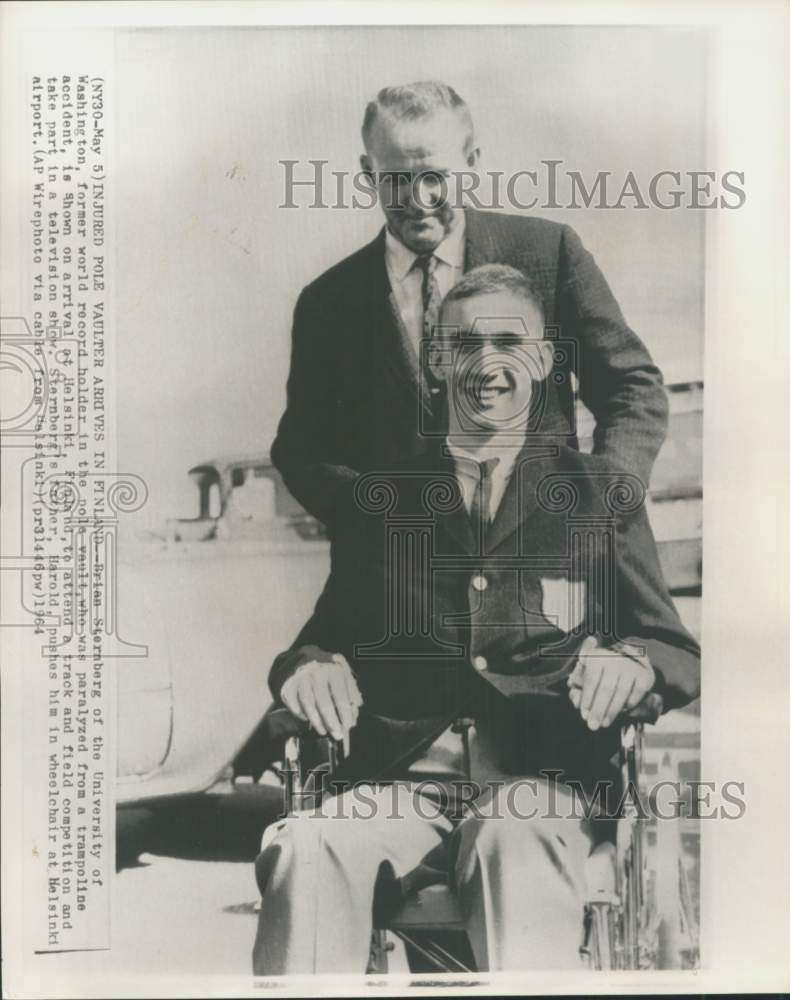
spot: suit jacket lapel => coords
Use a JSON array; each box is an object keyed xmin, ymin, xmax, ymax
[
  {"xmin": 419, "ymin": 445, "xmax": 477, "ymax": 553},
  {"xmin": 402, "ymin": 440, "xmax": 566, "ymax": 554},
  {"xmin": 421, "ymin": 439, "xmax": 563, "ymax": 555},
  {"xmin": 387, "ymin": 290, "xmax": 434, "ymax": 406},
  {"xmin": 486, "ymin": 443, "xmax": 562, "ymax": 553},
  {"xmin": 464, "ymin": 207, "xmax": 502, "ymax": 270},
  {"xmin": 365, "ymin": 229, "xmax": 431, "ymax": 417}
]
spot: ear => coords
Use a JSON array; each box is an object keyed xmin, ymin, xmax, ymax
[
  {"xmin": 426, "ymin": 340, "xmax": 456, "ymax": 384},
  {"xmin": 534, "ymin": 338, "xmax": 555, "ymax": 382},
  {"xmin": 360, "ymin": 152, "xmax": 374, "ymax": 180}
]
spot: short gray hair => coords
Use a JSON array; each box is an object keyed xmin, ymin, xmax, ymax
[
  {"xmin": 442, "ymin": 264, "xmax": 543, "ymax": 317},
  {"xmin": 362, "ymin": 81, "xmax": 475, "ymax": 154}
]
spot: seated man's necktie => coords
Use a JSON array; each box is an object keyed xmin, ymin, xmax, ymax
[{"xmin": 470, "ymin": 457, "xmax": 500, "ymax": 528}]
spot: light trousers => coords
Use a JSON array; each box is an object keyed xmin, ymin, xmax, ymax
[{"xmin": 252, "ymin": 778, "xmax": 597, "ymax": 974}]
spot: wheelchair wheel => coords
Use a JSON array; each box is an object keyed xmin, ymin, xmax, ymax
[
  {"xmin": 367, "ymin": 929, "xmax": 390, "ymax": 974},
  {"xmin": 651, "ymin": 755, "xmax": 700, "ymax": 969}
]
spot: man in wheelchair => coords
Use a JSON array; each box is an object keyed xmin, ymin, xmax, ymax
[{"xmin": 252, "ymin": 264, "xmax": 700, "ymax": 974}]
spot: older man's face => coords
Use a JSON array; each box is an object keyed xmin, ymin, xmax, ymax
[{"xmin": 362, "ymin": 110, "xmax": 478, "ymax": 254}]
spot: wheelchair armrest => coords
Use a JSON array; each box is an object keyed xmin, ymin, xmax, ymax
[
  {"xmin": 232, "ymin": 705, "xmax": 335, "ymax": 786},
  {"xmin": 261, "ymin": 706, "xmax": 341, "ymax": 769},
  {"xmin": 259, "ymin": 706, "xmax": 342, "ymax": 813},
  {"xmin": 259, "ymin": 705, "xmax": 312, "ymax": 744},
  {"xmin": 233, "ymin": 704, "xmax": 312, "ymax": 781}
]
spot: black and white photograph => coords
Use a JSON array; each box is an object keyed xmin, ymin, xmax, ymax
[{"xmin": 1, "ymin": 3, "xmax": 789, "ymax": 997}]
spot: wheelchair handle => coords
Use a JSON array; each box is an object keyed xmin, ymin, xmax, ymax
[
  {"xmin": 623, "ymin": 691, "xmax": 663, "ymax": 725},
  {"xmin": 260, "ymin": 705, "xmax": 311, "ymax": 743}
]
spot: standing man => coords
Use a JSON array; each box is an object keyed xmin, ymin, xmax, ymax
[{"xmin": 271, "ymin": 80, "xmax": 668, "ymax": 528}]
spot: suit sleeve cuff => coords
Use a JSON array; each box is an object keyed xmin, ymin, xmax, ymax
[{"xmin": 618, "ymin": 635, "xmax": 700, "ymax": 711}]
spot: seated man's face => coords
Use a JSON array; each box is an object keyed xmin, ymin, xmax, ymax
[{"xmin": 436, "ymin": 290, "xmax": 550, "ymax": 434}]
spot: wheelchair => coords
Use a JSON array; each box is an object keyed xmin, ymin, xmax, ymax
[{"xmin": 253, "ymin": 694, "xmax": 699, "ymax": 974}]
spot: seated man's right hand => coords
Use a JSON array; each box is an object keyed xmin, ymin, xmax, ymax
[{"xmin": 280, "ymin": 645, "xmax": 363, "ymax": 755}]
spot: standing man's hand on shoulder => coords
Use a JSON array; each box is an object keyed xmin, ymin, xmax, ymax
[{"xmin": 280, "ymin": 645, "xmax": 363, "ymax": 756}]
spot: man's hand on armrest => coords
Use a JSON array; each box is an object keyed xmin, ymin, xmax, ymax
[
  {"xmin": 280, "ymin": 645, "xmax": 363, "ymax": 756},
  {"xmin": 567, "ymin": 636, "xmax": 655, "ymax": 732}
]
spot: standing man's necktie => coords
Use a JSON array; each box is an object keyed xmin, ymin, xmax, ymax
[
  {"xmin": 415, "ymin": 253, "xmax": 442, "ymax": 342},
  {"xmin": 414, "ymin": 254, "xmax": 443, "ymax": 400},
  {"xmin": 469, "ymin": 458, "xmax": 499, "ymax": 529}
]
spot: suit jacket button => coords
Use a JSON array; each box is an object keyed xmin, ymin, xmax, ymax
[
  {"xmin": 473, "ymin": 655, "xmax": 488, "ymax": 672},
  {"xmin": 471, "ymin": 574, "xmax": 488, "ymax": 592}
]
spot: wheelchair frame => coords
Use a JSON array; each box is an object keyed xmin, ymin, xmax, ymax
[{"xmin": 266, "ymin": 703, "xmax": 699, "ymax": 973}]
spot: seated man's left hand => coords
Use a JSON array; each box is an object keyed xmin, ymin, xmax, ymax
[{"xmin": 567, "ymin": 636, "xmax": 655, "ymax": 731}]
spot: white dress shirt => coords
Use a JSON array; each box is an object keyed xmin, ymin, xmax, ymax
[
  {"xmin": 445, "ymin": 436, "xmax": 523, "ymax": 522},
  {"xmin": 384, "ymin": 215, "xmax": 466, "ymax": 354}
]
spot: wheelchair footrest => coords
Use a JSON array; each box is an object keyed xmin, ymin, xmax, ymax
[{"xmin": 387, "ymin": 884, "xmax": 465, "ymax": 932}]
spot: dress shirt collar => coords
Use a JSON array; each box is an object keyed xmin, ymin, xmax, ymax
[
  {"xmin": 384, "ymin": 212, "xmax": 466, "ymax": 282},
  {"xmin": 445, "ymin": 434, "xmax": 521, "ymax": 481}
]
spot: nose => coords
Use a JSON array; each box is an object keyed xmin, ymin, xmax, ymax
[
  {"xmin": 412, "ymin": 174, "xmax": 443, "ymax": 210},
  {"xmin": 476, "ymin": 343, "xmax": 500, "ymax": 363}
]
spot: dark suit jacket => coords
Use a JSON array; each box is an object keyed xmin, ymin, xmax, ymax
[
  {"xmin": 269, "ymin": 443, "xmax": 699, "ymax": 792},
  {"xmin": 271, "ymin": 210, "xmax": 669, "ymax": 528}
]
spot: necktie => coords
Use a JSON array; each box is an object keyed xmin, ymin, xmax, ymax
[
  {"xmin": 414, "ymin": 253, "xmax": 442, "ymax": 343},
  {"xmin": 414, "ymin": 254, "xmax": 443, "ymax": 397},
  {"xmin": 469, "ymin": 458, "xmax": 499, "ymax": 528}
]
